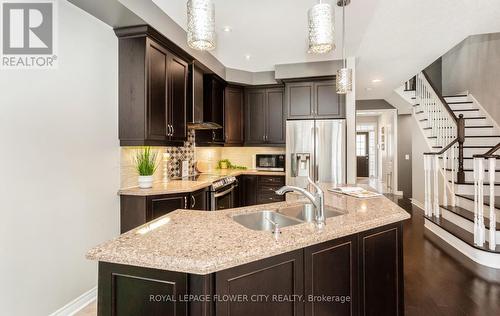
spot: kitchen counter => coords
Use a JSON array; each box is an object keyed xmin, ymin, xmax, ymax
[
  {"xmin": 118, "ymin": 169, "xmax": 286, "ymax": 196},
  {"xmin": 88, "ymin": 184, "xmax": 410, "ymax": 274}
]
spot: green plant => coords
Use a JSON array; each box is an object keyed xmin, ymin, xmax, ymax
[
  {"xmin": 135, "ymin": 147, "xmax": 158, "ymax": 176},
  {"xmin": 216, "ymin": 159, "xmax": 247, "ymax": 170}
]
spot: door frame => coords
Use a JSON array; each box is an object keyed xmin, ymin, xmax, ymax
[
  {"xmin": 356, "ymin": 132, "xmax": 370, "ymax": 177},
  {"xmin": 356, "ymin": 109, "xmax": 399, "ymax": 195}
]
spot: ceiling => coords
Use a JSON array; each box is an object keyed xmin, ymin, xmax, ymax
[{"xmin": 150, "ymin": 0, "xmax": 500, "ymax": 100}]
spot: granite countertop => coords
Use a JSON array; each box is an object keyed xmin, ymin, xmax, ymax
[
  {"xmin": 88, "ymin": 184, "xmax": 410, "ymax": 274},
  {"xmin": 118, "ymin": 169, "xmax": 286, "ymax": 196}
]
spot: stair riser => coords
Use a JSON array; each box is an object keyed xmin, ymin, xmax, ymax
[
  {"xmin": 444, "ymin": 96, "xmax": 469, "ymax": 103},
  {"xmin": 441, "ymin": 209, "xmax": 500, "ymax": 242},
  {"xmin": 464, "ymin": 138, "xmax": 500, "ymax": 146},
  {"xmin": 464, "ymin": 118, "xmax": 490, "ymax": 126},
  {"xmin": 448, "ymin": 103, "xmax": 477, "ymax": 111},
  {"xmin": 453, "ymin": 110, "xmax": 483, "ymax": 118},
  {"xmin": 457, "ymin": 195, "xmax": 500, "ymax": 217},
  {"xmin": 446, "ymin": 170, "xmax": 500, "ymax": 182},
  {"xmin": 464, "ymin": 147, "xmax": 497, "ymax": 156},
  {"xmin": 455, "ymin": 184, "xmax": 500, "ymax": 195},
  {"xmin": 465, "ymin": 128, "xmax": 497, "ymax": 136}
]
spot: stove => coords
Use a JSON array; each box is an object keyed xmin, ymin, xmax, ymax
[{"xmin": 175, "ymin": 174, "xmax": 238, "ymax": 211}]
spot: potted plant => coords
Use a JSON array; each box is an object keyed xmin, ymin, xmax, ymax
[{"xmin": 135, "ymin": 147, "xmax": 158, "ymax": 189}]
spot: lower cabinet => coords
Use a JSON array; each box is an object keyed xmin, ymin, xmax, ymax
[
  {"xmin": 215, "ymin": 249, "xmax": 304, "ymax": 316},
  {"xmin": 98, "ymin": 222, "xmax": 404, "ymax": 316},
  {"xmin": 120, "ymin": 187, "xmax": 210, "ymax": 233},
  {"xmin": 239, "ymin": 175, "xmax": 285, "ymax": 206}
]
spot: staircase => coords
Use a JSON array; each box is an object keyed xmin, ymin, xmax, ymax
[{"xmin": 406, "ymin": 72, "xmax": 500, "ymax": 268}]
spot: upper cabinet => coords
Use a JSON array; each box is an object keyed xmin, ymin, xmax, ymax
[
  {"xmin": 245, "ymin": 86, "xmax": 286, "ymax": 146},
  {"xmin": 285, "ymin": 79, "xmax": 345, "ymax": 120},
  {"xmin": 195, "ymin": 74, "xmax": 226, "ymax": 145},
  {"xmin": 224, "ymin": 86, "xmax": 244, "ymax": 146},
  {"xmin": 116, "ymin": 27, "xmax": 189, "ymax": 146}
]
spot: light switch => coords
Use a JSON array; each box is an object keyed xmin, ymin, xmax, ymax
[{"xmin": 405, "ymin": 154, "xmax": 410, "ymax": 160}]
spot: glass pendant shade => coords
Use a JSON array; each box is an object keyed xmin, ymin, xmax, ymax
[
  {"xmin": 336, "ymin": 67, "xmax": 352, "ymax": 94},
  {"xmin": 187, "ymin": 0, "xmax": 215, "ymax": 51},
  {"xmin": 308, "ymin": 3, "xmax": 334, "ymax": 54}
]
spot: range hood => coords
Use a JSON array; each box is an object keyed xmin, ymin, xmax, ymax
[
  {"xmin": 187, "ymin": 121, "xmax": 222, "ymax": 130},
  {"xmin": 188, "ymin": 64, "xmax": 222, "ymax": 130}
]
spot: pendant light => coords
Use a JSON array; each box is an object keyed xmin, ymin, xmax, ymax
[
  {"xmin": 187, "ymin": 0, "xmax": 216, "ymax": 51},
  {"xmin": 336, "ymin": 0, "xmax": 352, "ymax": 94},
  {"xmin": 308, "ymin": 0, "xmax": 335, "ymax": 54}
]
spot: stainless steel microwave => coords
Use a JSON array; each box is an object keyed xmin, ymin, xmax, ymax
[{"xmin": 255, "ymin": 154, "xmax": 285, "ymax": 172}]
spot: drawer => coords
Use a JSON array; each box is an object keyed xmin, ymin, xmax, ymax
[
  {"xmin": 257, "ymin": 194, "xmax": 285, "ymax": 204},
  {"xmin": 258, "ymin": 176, "xmax": 285, "ymax": 186}
]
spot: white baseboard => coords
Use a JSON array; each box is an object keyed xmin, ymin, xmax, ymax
[
  {"xmin": 49, "ymin": 287, "xmax": 96, "ymax": 316},
  {"xmin": 394, "ymin": 190, "xmax": 403, "ymax": 196},
  {"xmin": 410, "ymin": 198, "xmax": 424, "ymax": 212},
  {"xmin": 425, "ymin": 219, "xmax": 500, "ymax": 269}
]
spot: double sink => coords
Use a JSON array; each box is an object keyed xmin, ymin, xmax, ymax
[{"xmin": 232, "ymin": 204, "xmax": 343, "ymax": 231}]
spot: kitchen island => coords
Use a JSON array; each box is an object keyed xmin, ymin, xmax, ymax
[{"xmin": 87, "ymin": 184, "xmax": 410, "ymax": 316}]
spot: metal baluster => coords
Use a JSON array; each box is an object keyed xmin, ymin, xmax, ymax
[{"xmin": 489, "ymin": 158, "xmax": 497, "ymax": 250}]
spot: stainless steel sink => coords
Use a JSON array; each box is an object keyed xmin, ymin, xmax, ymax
[
  {"xmin": 232, "ymin": 210, "xmax": 302, "ymax": 231},
  {"xmin": 278, "ymin": 204, "xmax": 343, "ymax": 223}
]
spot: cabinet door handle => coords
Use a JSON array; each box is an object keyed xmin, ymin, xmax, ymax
[
  {"xmin": 184, "ymin": 196, "xmax": 188, "ymax": 209},
  {"xmin": 262, "ymin": 135, "xmax": 265, "ymax": 141},
  {"xmin": 191, "ymin": 195, "xmax": 196, "ymax": 208},
  {"xmin": 167, "ymin": 125, "xmax": 172, "ymax": 136}
]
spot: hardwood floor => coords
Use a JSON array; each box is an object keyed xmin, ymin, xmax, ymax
[
  {"xmin": 391, "ymin": 196, "xmax": 500, "ymax": 316},
  {"xmin": 77, "ymin": 196, "xmax": 500, "ymax": 316}
]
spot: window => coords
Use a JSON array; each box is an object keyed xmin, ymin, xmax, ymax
[{"xmin": 356, "ymin": 134, "xmax": 367, "ymax": 156}]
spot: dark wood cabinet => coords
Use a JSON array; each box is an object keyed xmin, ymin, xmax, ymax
[
  {"xmin": 120, "ymin": 188, "xmax": 209, "ymax": 233},
  {"xmin": 286, "ymin": 79, "xmax": 345, "ymax": 120},
  {"xmin": 224, "ymin": 86, "xmax": 244, "ymax": 145},
  {"xmin": 239, "ymin": 175, "xmax": 285, "ymax": 206},
  {"xmin": 190, "ymin": 188, "xmax": 209, "ymax": 210},
  {"xmin": 304, "ymin": 235, "xmax": 358, "ymax": 316},
  {"xmin": 98, "ymin": 223, "xmax": 404, "ymax": 316},
  {"xmin": 168, "ymin": 54, "xmax": 188, "ymax": 142},
  {"xmin": 98, "ymin": 262, "xmax": 187, "ymax": 316},
  {"xmin": 245, "ymin": 87, "xmax": 286, "ymax": 146},
  {"xmin": 359, "ymin": 223, "xmax": 404, "ymax": 316},
  {"xmin": 117, "ymin": 31, "xmax": 189, "ymax": 146},
  {"xmin": 215, "ymin": 249, "xmax": 304, "ymax": 316}
]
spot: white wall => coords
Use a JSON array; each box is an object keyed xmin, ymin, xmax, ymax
[{"xmin": 0, "ymin": 1, "xmax": 119, "ymax": 315}]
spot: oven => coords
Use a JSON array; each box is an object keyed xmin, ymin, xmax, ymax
[
  {"xmin": 209, "ymin": 176, "xmax": 238, "ymax": 211},
  {"xmin": 255, "ymin": 154, "xmax": 285, "ymax": 172}
]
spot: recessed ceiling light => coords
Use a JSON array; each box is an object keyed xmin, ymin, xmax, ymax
[
  {"xmin": 223, "ymin": 26, "xmax": 232, "ymax": 32},
  {"xmin": 245, "ymin": 54, "xmax": 251, "ymax": 60},
  {"xmin": 372, "ymin": 79, "xmax": 382, "ymax": 83}
]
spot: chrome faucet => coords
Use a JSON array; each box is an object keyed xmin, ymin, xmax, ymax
[{"xmin": 275, "ymin": 177, "xmax": 325, "ymax": 229}]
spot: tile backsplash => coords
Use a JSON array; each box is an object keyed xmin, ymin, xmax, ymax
[
  {"xmin": 120, "ymin": 129, "xmax": 285, "ymax": 188},
  {"xmin": 120, "ymin": 130, "xmax": 196, "ymax": 188}
]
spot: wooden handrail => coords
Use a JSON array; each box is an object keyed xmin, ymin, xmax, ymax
[
  {"xmin": 422, "ymin": 70, "xmax": 458, "ymax": 123},
  {"xmin": 424, "ymin": 138, "xmax": 458, "ymax": 155},
  {"xmin": 473, "ymin": 142, "xmax": 500, "ymax": 158}
]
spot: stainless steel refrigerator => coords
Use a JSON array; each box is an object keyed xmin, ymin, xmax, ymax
[{"xmin": 286, "ymin": 120, "xmax": 346, "ymax": 188}]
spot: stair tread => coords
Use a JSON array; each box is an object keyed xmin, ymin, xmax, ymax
[
  {"xmin": 440, "ymin": 205, "xmax": 500, "ymax": 229},
  {"xmin": 451, "ymin": 180, "xmax": 500, "ymax": 186},
  {"xmin": 443, "ymin": 94, "xmax": 468, "ymax": 98},
  {"xmin": 445, "ymin": 168, "xmax": 500, "ymax": 172},
  {"xmin": 457, "ymin": 194, "xmax": 500, "ymax": 209},
  {"xmin": 453, "ymin": 109, "xmax": 479, "ymax": 112},
  {"xmin": 447, "ymin": 101, "xmax": 473, "ymax": 104},
  {"xmin": 425, "ymin": 215, "xmax": 500, "ymax": 253},
  {"xmin": 465, "ymin": 135, "xmax": 500, "ymax": 138}
]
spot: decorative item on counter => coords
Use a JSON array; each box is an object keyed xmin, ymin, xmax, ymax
[
  {"xmin": 162, "ymin": 152, "xmax": 170, "ymax": 183},
  {"xmin": 328, "ymin": 186, "xmax": 382, "ymax": 198},
  {"xmin": 181, "ymin": 160, "xmax": 189, "ymax": 177},
  {"xmin": 135, "ymin": 147, "xmax": 158, "ymax": 189},
  {"xmin": 216, "ymin": 159, "xmax": 247, "ymax": 170}
]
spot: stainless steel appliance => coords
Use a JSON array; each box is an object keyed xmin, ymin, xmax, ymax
[
  {"xmin": 209, "ymin": 176, "xmax": 238, "ymax": 211},
  {"xmin": 255, "ymin": 154, "xmax": 285, "ymax": 171},
  {"xmin": 286, "ymin": 120, "xmax": 346, "ymax": 188}
]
